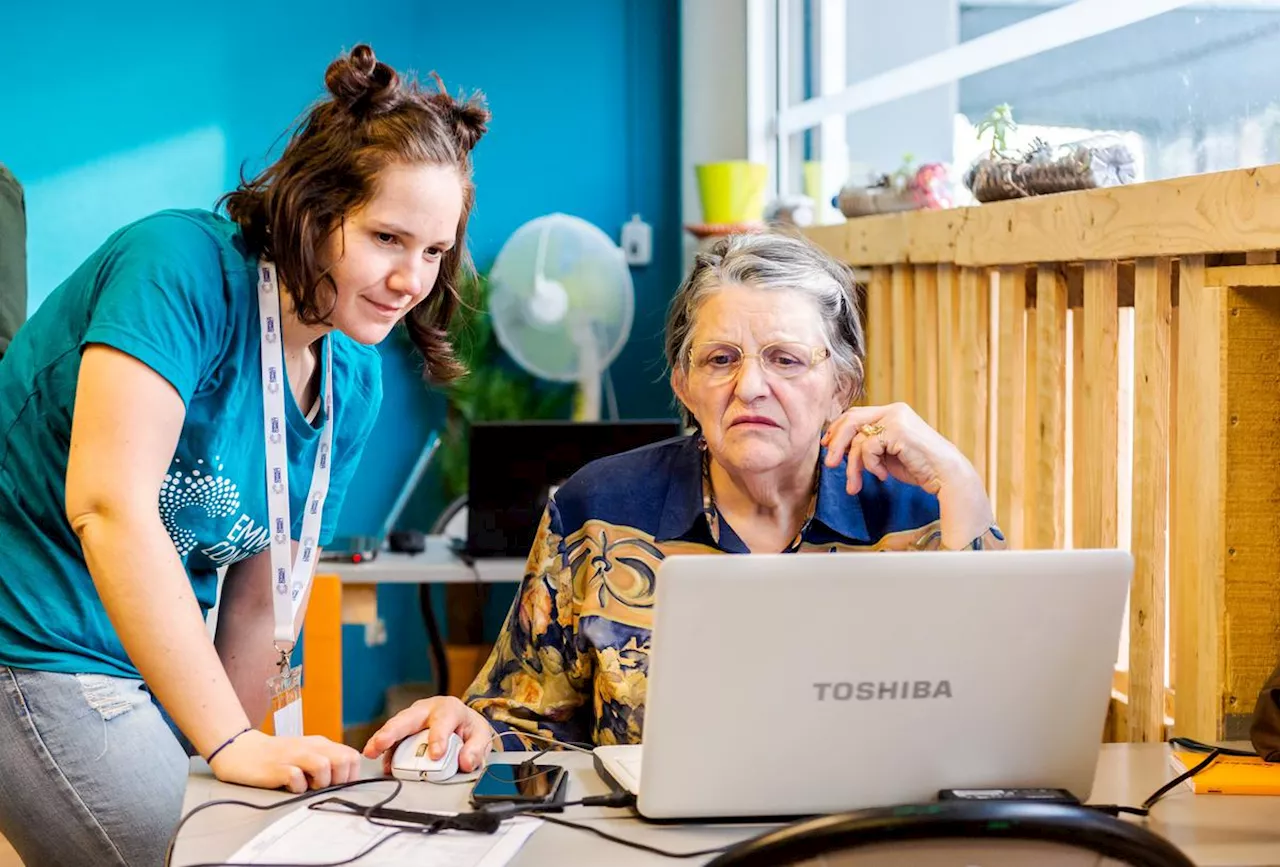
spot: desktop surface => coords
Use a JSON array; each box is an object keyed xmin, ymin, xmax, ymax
[{"xmin": 164, "ymin": 746, "xmax": 1280, "ymax": 867}]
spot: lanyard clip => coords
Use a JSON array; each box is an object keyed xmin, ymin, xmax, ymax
[{"xmin": 273, "ymin": 640, "xmax": 294, "ymax": 675}]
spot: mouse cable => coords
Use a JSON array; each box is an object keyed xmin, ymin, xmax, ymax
[
  {"xmin": 536, "ymin": 813, "xmax": 730, "ymax": 859},
  {"xmin": 480, "ymin": 793, "xmax": 731, "ymax": 859},
  {"xmin": 163, "ymin": 777, "xmax": 404, "ymax": 867}
]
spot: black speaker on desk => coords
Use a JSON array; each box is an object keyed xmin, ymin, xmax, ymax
[{"xmin": 706, "ymin": 801, "xmax": 1195, "ymax": 867}]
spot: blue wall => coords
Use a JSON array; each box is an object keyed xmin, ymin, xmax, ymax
[{"xmin": 2, "ymin": 0, "xmax": 681, "ymax": 726}]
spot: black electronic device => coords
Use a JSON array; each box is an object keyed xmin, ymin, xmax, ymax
[
  {"xmin": 464, "ymin": 420, "xmax": 683, "ymax": 558},
  {"xmin": 469, "ymin": 761, "xmax": 569, "ymax": 809},
  {"xmin": 938, "ymin": 786, "xmax": 1079, "ymax": 804}
]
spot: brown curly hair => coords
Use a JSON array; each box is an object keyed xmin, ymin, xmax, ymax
[{"xmin": 220, "ymin": 44, "xmax": 489, "ymax": 384}]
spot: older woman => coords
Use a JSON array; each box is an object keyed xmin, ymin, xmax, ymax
[{"xmin": 363, "ymin": 232, "xmax": 1005, "ymax": 768}]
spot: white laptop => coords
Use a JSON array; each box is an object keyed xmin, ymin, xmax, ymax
[{"xmin": 594, "ymin": 549, "xmax": 1132, "ymax": 820}]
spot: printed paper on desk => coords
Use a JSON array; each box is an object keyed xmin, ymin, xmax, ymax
[{"xmin": 227, "ymin": 804, "xmax": 541, "ymax": 866}]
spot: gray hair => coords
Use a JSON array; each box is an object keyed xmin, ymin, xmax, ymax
[{"xmin": 664, "ymin": 232, "xmax": 865, "ymax": 423}]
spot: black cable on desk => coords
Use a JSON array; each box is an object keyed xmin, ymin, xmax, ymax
[
  {"xmin": 163, "ymin": 778, "xmax": 404, "ymax": 867},
  {"xmin": 537, "ymin": 814, "xmax": 730, "ymax": 859}
]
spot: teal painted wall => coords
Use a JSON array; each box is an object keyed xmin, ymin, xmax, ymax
[{"xmin": 3, "ymin": 0, "xmax": 681, "ymax": 727}]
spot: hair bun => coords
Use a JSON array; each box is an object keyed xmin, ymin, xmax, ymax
[
  {"xmin": 446, "ymin": 97, "xmax": 490, "ymax": 152},
  {"xmin": 325, "ymin": 44, "xmax": 401, "ymax": 118},
  {"xmin": 427, "ymin": 73, "xmax": 491, "ymax": 153}
]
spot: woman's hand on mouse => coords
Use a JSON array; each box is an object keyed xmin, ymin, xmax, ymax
[
  {"xmin": 208, "ymin": 730, "xmax": 362, "ymax": 793},
  {"xmin": 362, "ymin": 696, "xmax": 493, "ymax": 775}
]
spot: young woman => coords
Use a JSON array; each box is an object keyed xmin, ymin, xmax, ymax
[{"xmin": 0, "ymin": 44, "xmax": 488, "ymax": 865}]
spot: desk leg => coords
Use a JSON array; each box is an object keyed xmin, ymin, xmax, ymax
[{"xmin": 301, "ymin": 574, "xmax": 343, "ymax": 743}]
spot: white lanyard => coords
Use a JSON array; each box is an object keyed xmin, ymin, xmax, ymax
[{"xmin": 255, "ymin": 262, "xmax": 333, "ymax": 655}]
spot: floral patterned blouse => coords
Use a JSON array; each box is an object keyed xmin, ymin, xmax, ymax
[{"xmin": 464, "ymin": 434, "xmax": 1005, "ymax": 748}]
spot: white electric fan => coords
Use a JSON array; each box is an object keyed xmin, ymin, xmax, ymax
[{"xmin": 487, "ymin": 213, "xmax": 635, "ymax": 420}]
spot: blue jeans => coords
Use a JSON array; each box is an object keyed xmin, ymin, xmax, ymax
[{"xmin": 0, "ymin": 666, "xmax": 190, "ymax": 866}]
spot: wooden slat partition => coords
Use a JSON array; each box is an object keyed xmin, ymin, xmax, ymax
[
  {"xmin": 1082, "ymin": 261, "xmax": 1120, "ymax": 551},
  {"xmin": 914, "ymin": 266, "xmax": 940, "ymax": 428},
  {"xmin": 936, "ymin": 264, "xmax": 961, "ymax": 443},
  {"xmin": 995, "ymin": 267, "xmax": 1027, "ymax": 548},
  {"xmin": 1034, "ymin": 266, "xmax": 1068, "ymax": 551},
  {"xmin": 891, "ymin": 266, "xmax": 915, "ymax": 405},
  {"xmin": 1071, "ymin": 306, "xmax": 1086, "ymax": 549},
  {"xmin": 1172, "ymin": 256, "xmax": 1222, "ymax": 742},
  {"xmin": 1130, "ymin": 257, "xmax": 1172, "ymax": 741},
  {"xmin": 808, "ymin": 165, "xmax": 1280, "ymax": 742},
  {"xmin": 958, "ymin": 268, "xmax": 990, "ymax": 486},
  {"xmin": 867, "ymin": 266, "xmax": 892, "ymax": 405}
]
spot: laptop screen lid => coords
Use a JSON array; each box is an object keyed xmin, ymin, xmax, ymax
[{"xmin": 636, "ymin": 549, "xmax": 1132, "ymax": 821}]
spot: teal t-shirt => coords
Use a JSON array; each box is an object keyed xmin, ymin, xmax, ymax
[{"xmin": 0, "ymin": 209, "xmax": 383, "ymax": 677}]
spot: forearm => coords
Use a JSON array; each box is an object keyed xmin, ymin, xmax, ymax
[{"xmin": 75, "ymin": 508, "xmax": 250, "ymax": 757}]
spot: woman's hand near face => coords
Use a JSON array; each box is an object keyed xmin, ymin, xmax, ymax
[{"xmin": 821, "ymin": 403, "xmax": 995, "ymax": 549}]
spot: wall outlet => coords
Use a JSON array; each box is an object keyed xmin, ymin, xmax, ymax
[
  {"xmin": 621, "ymin": 214, "xmax": 652, "ymax": 266},
  {"xmin": 364, "ymin": 618, "xmax": 388, "ymax": 647}
]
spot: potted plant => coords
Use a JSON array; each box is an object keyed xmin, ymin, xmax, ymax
[
  {"xmin": 964, "ymin": 103, "xmax": 1137, "ymax": 203},
  {"xmin": 964, "ymin": 103, "xmax": 1030, "ymax": 202},
  {"xmin": 837, "ymin": 152, "xmax": 952, "ymax": 219}
]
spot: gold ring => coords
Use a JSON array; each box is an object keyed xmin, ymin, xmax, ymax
[{"xmin": 860, "ymin": 423, "xmax": 885, "ymax": 438}]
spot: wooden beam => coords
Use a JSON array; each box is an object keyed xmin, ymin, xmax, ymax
[
  {"xmin": 959, "ymin": 268, "xmax": 990, "ymax": 485},
  {"xmin": 1071, "ymin": 306, "xmax": 1085, "ymax": 549},
  {"xmin": 914, "ymin": 265, "xmax": 939, "ymax": 428},
  {"xmin": 1206, "ymin": 264, "xmax": 1280, "ymax": 287},
  {"xmin": 890, "ymin": 266, "xmax": 916, "ymax": 405},
  {"xmin": 1023, "ymin": 303, "xmax": 1039, "ymax": 548},
  {"xmin": 805, "ymin": 223, "xmax": 850, "ymax": 261},
  {"xmin": 1033, "ymin": 266, "xmax": 1068, "ymax": 549},
  {"xmin": 1172, "ymin": 255, "xmax": 1226, "ymax": 742},
  {"xmin": 937, "ymin": 264, "xmax": 961, "ymax": 443},
  {"xmin": 867, "ymin": 267, "xmax": 892, "ymax": 406},
  {"xmin": 1081, "ymin": 260, "xmax": 1120, "ymax": 549},
  {"xmin": 1168, "ymin": 297, "xmax": 1180, "ymax": 692},
  {"xmin": 1130, "ymin": 257, "xmax": 1172, "ymax": 742},
  {"xmin": 807, "ymin": 165, "xmax": 1280, "ymax": 268},
  {"xmin": 1112, "ymin": 669, "xmax": 1176, "ymax": 724},
  {"xmin": 996, "ymin": 267, "xmax": 1027, "ymax": 548}
]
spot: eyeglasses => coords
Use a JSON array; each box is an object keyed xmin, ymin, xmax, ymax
[{"xmin": 688, "ymin": 341, "xmax": 831, "ymax": 384}]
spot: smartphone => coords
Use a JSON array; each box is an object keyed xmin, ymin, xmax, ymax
[{"xmin": 469, "ymin": 761, "xmax": 569, "ymax": 807}]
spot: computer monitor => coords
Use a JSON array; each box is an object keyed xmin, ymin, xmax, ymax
[{"xmin": 465, "ymin": 419, "xmax": 683, "ymax": 558}]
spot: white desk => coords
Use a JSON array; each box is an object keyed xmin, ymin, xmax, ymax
[
  {"xmin": 171, "ymin": 745, "xmax": 1280, "ymax": 866},
  {"xmin": 324, "ymin": 536, "xmax": 526, "ymax": 585}
]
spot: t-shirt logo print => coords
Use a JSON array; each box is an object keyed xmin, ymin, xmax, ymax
[{"xmin": 158, "ymin": 456, "xmax": 240, "ymax": 557}]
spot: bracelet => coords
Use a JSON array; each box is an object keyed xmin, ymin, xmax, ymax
[{"xmin": 206, "ymin": 726, "xmax": 253, "ymax": 764}]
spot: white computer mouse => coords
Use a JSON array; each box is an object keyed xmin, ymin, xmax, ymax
[{"xmin": 390, "ymin": 730, "xmax": 463, "ymax": 783}]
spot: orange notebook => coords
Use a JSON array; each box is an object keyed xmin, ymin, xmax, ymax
[{"xmin": 1170, "ymin": 751, "xmax": 1280, "ymax": 796}]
